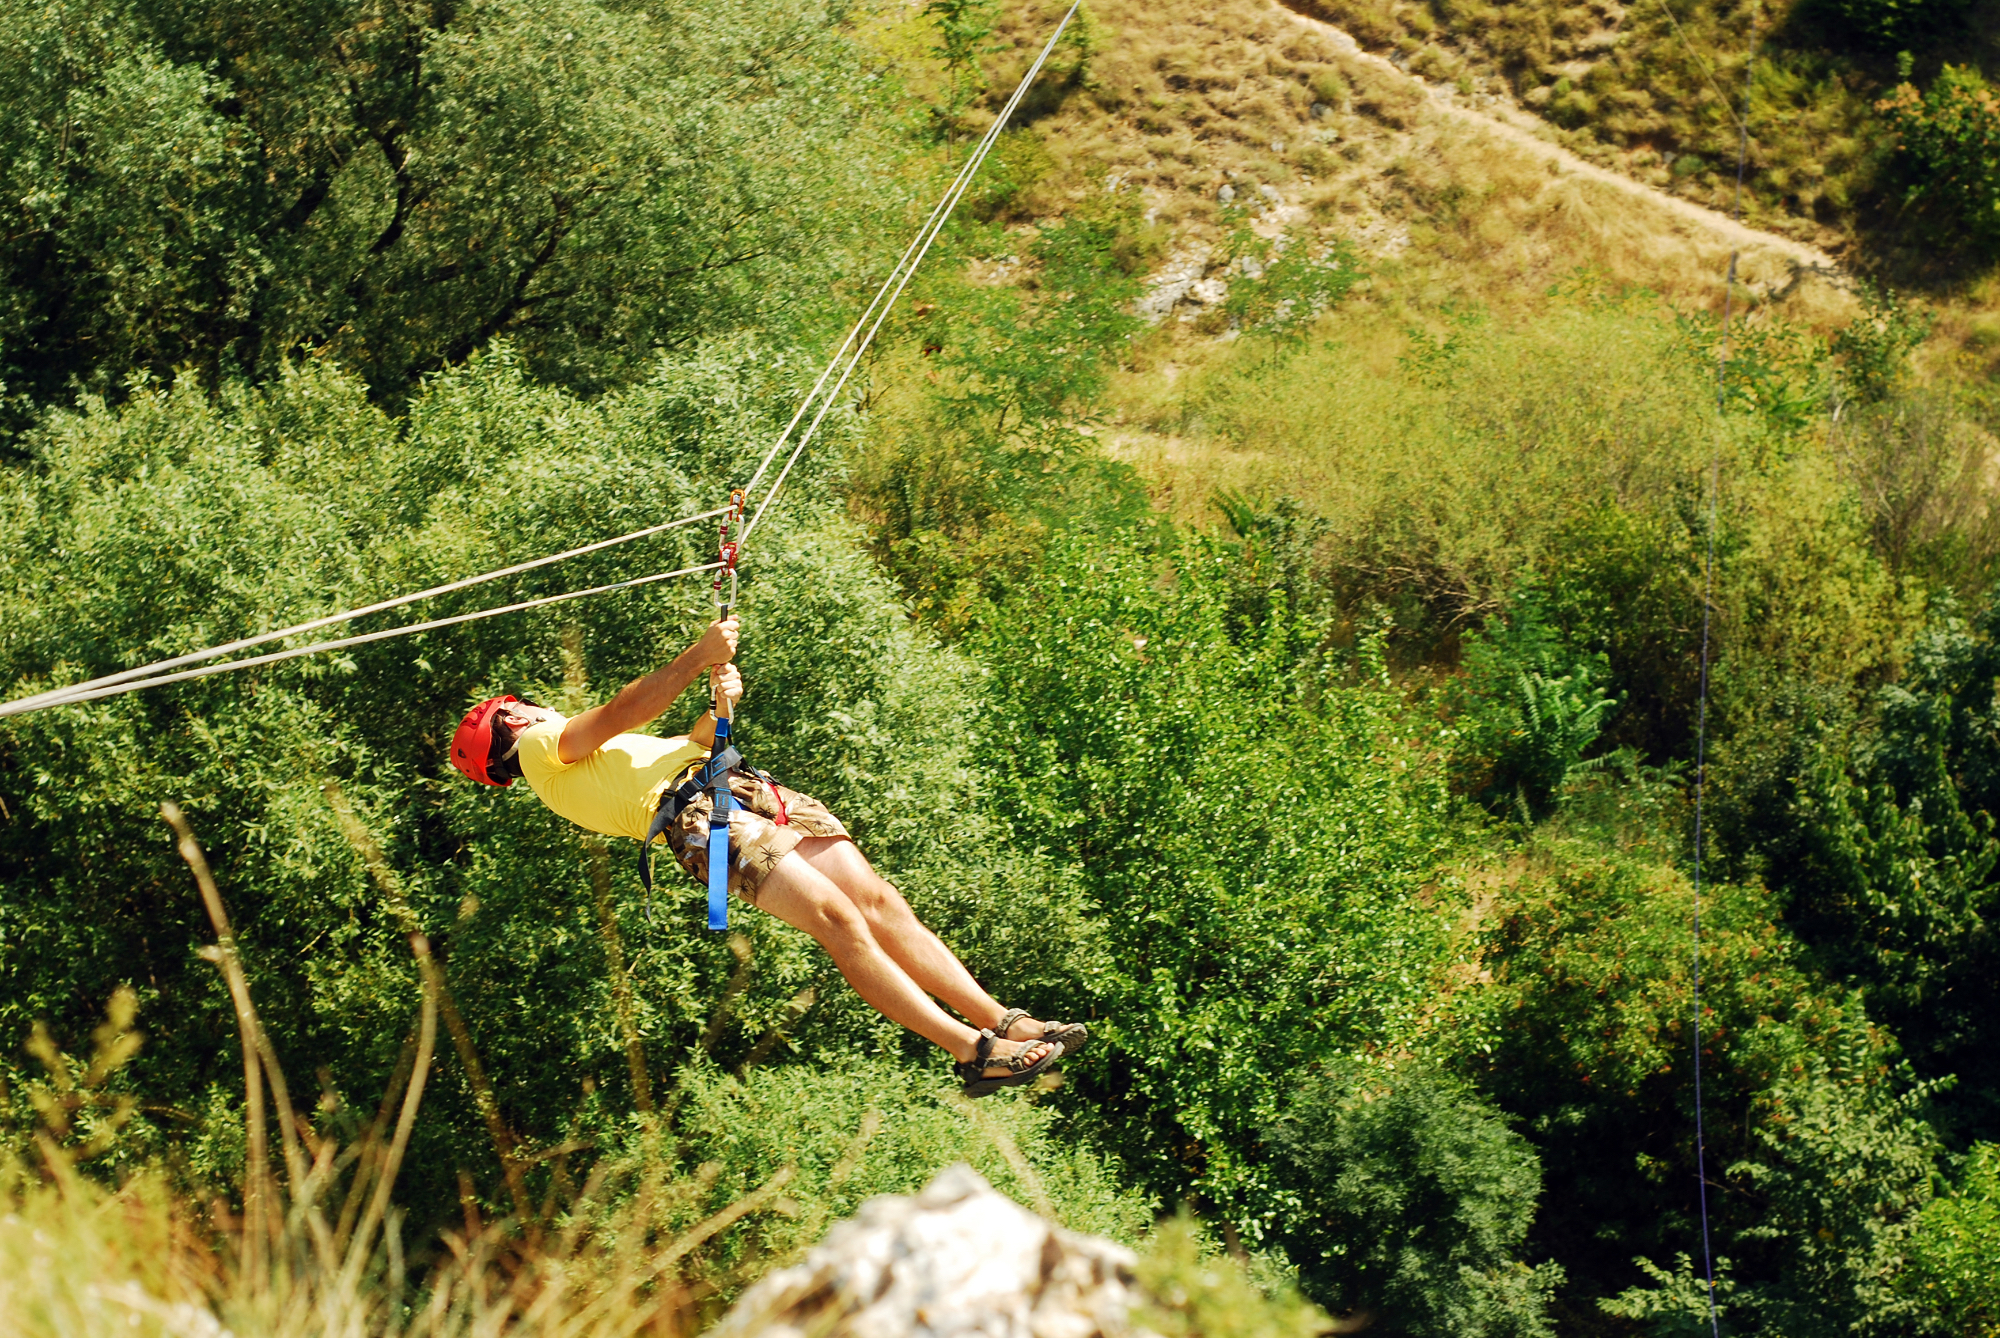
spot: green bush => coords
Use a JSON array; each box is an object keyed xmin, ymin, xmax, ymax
[
  {"xmin": 1709, "ymin": 600, "xmax": 2000, "ymax": 1143},
  {"xmin": 1446, "ymin": 849, "xmax": 1946, "ymax": 1333},
  {"xmin": 850, "ymin": 208, "xmax": 1153, "ymax": 634},
  {"xmin": 1449, "ymin": 593, "xmax": 1620, "ymax": 822},
  {"xmin": 1265, "ymin": 1061, "xmax": 1563, "ymax": 1337},
  {"xmin": 1880, "ymin": 65, "xmax": 2000, "ymax": 245},
  {"xmin": 1904, "ymin": 1142, "xmax": 2000, "ymax": 1337},
  {"xmin": 1135, "ymin": 1215, "xmax": 1332, "ymax": 1338},
  {"xmin": 971, "ymin": 535, "xmax": 1462, "ymax": 1234}
]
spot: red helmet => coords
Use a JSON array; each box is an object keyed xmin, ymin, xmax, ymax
[{"xmin": 451, "ymin": 696, "xmax": 520, "ymax": 786}]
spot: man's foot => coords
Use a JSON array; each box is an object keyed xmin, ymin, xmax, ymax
[
  {"xmin": 991, "ymin": 1007, "xmax": 1090, "ymax": 1055},
  {"xmin": 955, "ymin": 1030, "xmax": 1063, "ymax": 1098}
]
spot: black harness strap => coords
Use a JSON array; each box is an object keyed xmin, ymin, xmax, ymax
[{"xmin": 637, "ymin": 745, "xmax": 741, "ymax": 921}]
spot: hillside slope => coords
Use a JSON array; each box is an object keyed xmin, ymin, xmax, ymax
[{"xmin": 962, "ymin": 0, "xmax": 1852, "ymax": 322}]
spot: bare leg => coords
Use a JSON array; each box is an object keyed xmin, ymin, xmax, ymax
[
  {"xmin": 795, "ymin": 837, "xmax": 1049, "ymax": 1040},
  {"xmin": 753, "ymin": 848, "xmax": 1053, "ymax": 1072}
]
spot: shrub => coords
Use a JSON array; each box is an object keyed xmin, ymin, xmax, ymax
[
  {"xmin": 1904, "ymin": 1142, "xmax": 2000, "ymax": 1337},
  {"xmin": 1879, "ymin": 65, "xmax": 2000, "ymax": 245},
  {"xmin": 1449, "ymin": 593, "xmax": 1620, "ymax": 822},
  {"xmin": 971, "ymin": 535, "xmax": 1462, "ymax": 1236},
  {"xmin": 1446, "ymin": 850, "xmax": 1949, "ymax": 1334},
  {"xmin": 1265, "ymin": 1062, "xmax": 1563, "ymax": 1338},
  {"xmin": 1136, "ymin": 1215, "xmax": 1333, "ymax": 1338},
  {"xmin": 1707, "ymin": 600, "xmax": 2000, "ymax": 1142}
]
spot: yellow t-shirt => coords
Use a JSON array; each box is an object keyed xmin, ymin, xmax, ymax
[{"xmin": 513, "ymin": 718, "xmax": 709, "ymax": 842}]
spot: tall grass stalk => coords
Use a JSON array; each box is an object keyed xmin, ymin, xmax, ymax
[{"xmin": 0, "ymin": 804, "xmax": 794, "ymax": 1338}]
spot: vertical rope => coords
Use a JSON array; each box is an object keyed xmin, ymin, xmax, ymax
[{"xmin": 1692, "ymin": 15, "xmax": 1758, "ymax": 1338}]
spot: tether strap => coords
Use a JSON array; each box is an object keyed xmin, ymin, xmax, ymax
[
  {"xmin": 706, "ymin": 717, "xmax": 734, "ymax": 930},
  {"xmin": 637, "ymin": 744, "xmax": 742, "ymax": 921}
]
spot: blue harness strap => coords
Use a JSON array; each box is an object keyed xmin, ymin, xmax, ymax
[{"xmin": 706, "ymin": 715, "xmax": 733, "ymax": 930}]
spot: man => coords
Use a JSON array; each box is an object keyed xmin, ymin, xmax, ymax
[{"xmin": 449, "ymin": 616, "xmax": 1082, "ymax": 1096}]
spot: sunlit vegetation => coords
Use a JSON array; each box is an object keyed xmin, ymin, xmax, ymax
[{"xmin": 5, "ymin": 0, "xmax": 2000, "ymax": 1336}]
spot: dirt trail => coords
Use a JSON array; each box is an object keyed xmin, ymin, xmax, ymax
[{"xmin": 1270, "ymin": 0, "xmax": 1843, "ymax": 277}]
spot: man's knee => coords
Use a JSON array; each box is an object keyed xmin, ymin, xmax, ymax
[
  {"xmin": 796, "ymin": 879, "xmax": 875, "ymax": 949},
  {"xmin": 806, "ymin": 841, "xmax": 911, "ymax": 920},
  {"xmin": 851, "ymin": 877, "xmax": 914, "ymax": 922}
]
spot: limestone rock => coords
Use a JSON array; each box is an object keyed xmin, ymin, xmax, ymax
[
  {"xmin": 1133, "ymin": 246, "xmax": 1211, "ymax": 323},
  {"xmin": 1186, "ymin": 277, "xmax": 1228, "ymax": 307},
  {"xmin": 709, "ymin": 1165, "xmax": 1142, "ymax": 1338}
]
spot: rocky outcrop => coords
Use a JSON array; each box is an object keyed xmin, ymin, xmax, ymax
[{"xmin": 709, "ymin": 1165, "xmax": 1142, "ymax": 1338}]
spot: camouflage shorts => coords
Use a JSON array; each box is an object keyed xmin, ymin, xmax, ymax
[{"xmin": 662, "ymin": 768, "xmax": 849, "ymax": 903}]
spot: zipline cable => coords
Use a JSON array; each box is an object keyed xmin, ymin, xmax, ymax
[
  {"xmin": 1690, "ymin": 19, "xmax": 1759, "ymax": 1338},
  {"xmin": 0, "ymin": 5, "xmax": 1080, "ymax": 720},
  {"xmin": 737, "ymin": 68, "xmax": 1026, "ymax": 508},
  {"xmin": 6, "ymin": 562, "xmax": 726, "ymax": 713},
  {"xmin": 744, "ymin": 1, "xmax": 1082, "ymax": 541},
  {"xmin": 0, "ymin": 507, "xmax": 732, "ymax": 718}
]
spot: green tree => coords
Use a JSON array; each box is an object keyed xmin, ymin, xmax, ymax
[
  {"xmin": 1904, "ymin": 1142, "xmax": 2000, "ymax": 1337},
  {"xmin": 1449, "ymin": 853, "xmax": 1947, "ymax": 1336},
  {"xmin": 0, "ymin": 0, "xmax": 894, "ymax": 436},
  {"xmin": 923, "ymin": 0, "xmax": 1000, "ymax": 133},
  {"xmin": 1879, "ymin": 64, "xmax": 2000, "ymax": 247},
  {"xmin": 1267, "ymin": 1062, "xmax": 1564, "ymax": 1338},
  {"xmin": 970, "ymin": 536, "xmax": 1461, "ymax": 1235},
  {"xmin": 1710, "ymin": 602, "xmax": 2000, "ymax": 1143}
]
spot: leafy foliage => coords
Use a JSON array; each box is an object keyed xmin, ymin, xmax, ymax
[
  {"xmin": 1880, "ymin": 65, "xmax": 2000, "ymax": 245},
  {"xmin": 1904, "ymin": 1142, "xmax": 2000, "ymax": 1337},
  {"xmin": 1445, "ymin": 852, "xmax": 1947, "ymax": 1335},
  {"xmin": 0, "ymin": 0, "xmax": 896, "ymax": 431},
  {"xmin": 849, "ymin": 208, "xmax": 1153, "ymax": 633},
  {"xmin": 1710, "ymin": 601, "xmax": 2000, "ymax": 1143},
  {"xmin": 1450, "ymin": 595, "xmax": 1620, "ymax": 822},
  {"xmin": 1266, "ymin": 1061, "xmax": 1563, "ymax": 1338},
  {"xmin": 971, "ymin": 537, "xmax": 1461, "ymax": 1232}
]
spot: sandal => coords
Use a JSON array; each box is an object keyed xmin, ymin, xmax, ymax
[
  {"xmin": 993, "ymin": 1007, "xmax": 1090, "ymax": 1056},
  {"xmin": 956, "ymin": 1029, "xmax": 1065, "ymax": 1099}
]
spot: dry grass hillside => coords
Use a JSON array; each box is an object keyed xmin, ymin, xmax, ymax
[
  {"xmin": 928, "ymin": 0, "xmax": 1850, "ymax": 315},
  {"xmin": 867, "ymin": 0, "xmax": 1890, "ymax": 526}
]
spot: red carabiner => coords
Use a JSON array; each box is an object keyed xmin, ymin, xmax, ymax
[{"xmin": 713, "ymin": 489, "xmax": 745, "ymax": 614}]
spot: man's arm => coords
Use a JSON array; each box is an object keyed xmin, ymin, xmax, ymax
[{"xmin": 557, "ymin": 617, "xmax": 738, "ymax": 764}]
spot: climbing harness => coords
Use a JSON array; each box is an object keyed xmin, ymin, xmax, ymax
[{"xmin": 631, "ymin": 491, "xmax": 794, "ymax": 931}]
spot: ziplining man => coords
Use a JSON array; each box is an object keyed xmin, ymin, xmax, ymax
[{"xmin": 448, "ymin": 616, "xmax": 1082, "ymax": 1096}]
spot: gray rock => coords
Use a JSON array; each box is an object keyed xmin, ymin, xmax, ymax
[
  {"xmin": 709, "ymin": 1166, "xmax": 1142, "ymax": 1338},
  {"xmin": 1133, "ymin": 246, "xmax": 1211, "ymax": 323},
  {"xmin": 1217, "ymin": 183, "xmax": 1236, "ymax": 203},
  {"xmin": 1188, "ymin": 277, "xmax": 1229, "ymax": 306}
]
